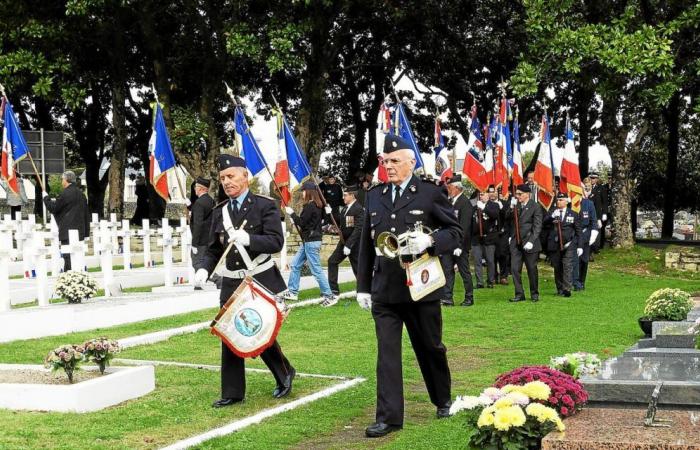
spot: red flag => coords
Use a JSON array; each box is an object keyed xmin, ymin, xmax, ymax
[
  {"xmin": 560, "ymin": 118, "xmax": 583, "ymax": 212},
  {"xmin": 533, "ymin": 114, "xmax": 555, "ymax": 210}
]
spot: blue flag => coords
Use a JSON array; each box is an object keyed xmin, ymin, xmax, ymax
[
  {"xmin": 234, "ymin": 107, "xmax": 268, "ymax": 177},
  {"xmin": 282, "ymin": 116, "xmax": 312, "ymax": 190},
  {"xmin": 148, "ymin": 103, "xmax": 176, "ymax": 200},
  {"xmin": 395, "ymin": 103, "xmax": 424, "ymax": 170},
  {"xmin": 4, "ymin": 101, "xmax": 30, "ymax": 162}
]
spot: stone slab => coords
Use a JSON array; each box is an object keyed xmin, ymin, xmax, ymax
[
  {"xmin": 653, "ymin": 321, "xmax": 694, "ymax": 338},
  {"xmin": 582, "ymin": 356, "xmax": 700, "ymax": 406},
  {"xmin": 625, "ymin": 346, "xmax": 700, "ymax": 359},
  {"xmin": 0, "ymin": 364, "xmax": 155, "ymax": 413},
  {"xmin": 542, "ymin": 407, "xmax": 700, "ymax": 450}
]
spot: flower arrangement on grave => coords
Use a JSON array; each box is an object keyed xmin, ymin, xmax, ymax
[
  {"xmin": 643, "ymin": 288, "xmax": 692, "ymax": 321},
  {"xmin": 44, "ymin": 344, "xmax": 85, "ymax": 383},
  {"xmin": 450, "ymin": 382, "xmax": 565, "ymax": 449},
  {"xmin": 54, "ymin": 271, "xmax": 98, "ymax": 304},
  {"xmin": 82, "ymin": 338, "xmax": 121, "ymax": 374},
  {"xmin": 549, "ymin": 352, "xmax": 601, "ymax": 379},
  {"xmin": 494, "ymin": 366, "xmax": 588, "ymax": 417}
]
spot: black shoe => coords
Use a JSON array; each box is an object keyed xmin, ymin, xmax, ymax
[
  {"xmin": 211, "ymin": 397, "xmax": 242, "ymax": 408},
  {"xmin": 475, "ymin": 283, "xmax": 484, "ymax": 289},
  {"xmin": 437, "ymin": 403, "xmax": 452, "ymax": 419},
  {"xmin": 365, "ymin": 422, "xmax": 402, "ymax": 438},
  {"xmin": 440, "ymin": 299, "xmax": 455, "ymax": 306},
  {"xmin": 531, "ymin": 295, "xmax": 539, "ymax": 302},
  {"xmin": 273, "ymin": 368, "xmax": 296, "ymax": 398},
  {"xmin": 461, "ymin": 298, "xmax": 474, "ymax": 306},
  {"xmin": 509, "ymin": 296, "xmax": 526, "ymax": 303},
  {"xmin": 562, "ymin": 290, "xmax": 571, "ymax": 298}
]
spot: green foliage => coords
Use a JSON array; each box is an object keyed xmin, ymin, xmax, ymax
[
  {"xmin": 643, "ymin": 288, "xmax": 693, "ymax": 321},
  {"xmin": 170, "ymin": 106, "xmax": 208, "ymax": 155}
]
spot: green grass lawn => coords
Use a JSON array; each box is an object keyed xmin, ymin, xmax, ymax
[{"xmin": 1, "ymin": 248, "xmax": 699, "ymax": 449}]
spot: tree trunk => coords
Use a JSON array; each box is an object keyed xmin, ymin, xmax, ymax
[
  {"xmin": 661, "ymin": 92, "xmax": 680, "ymax": 238},
  {"xmin": 107, "ymin": 81, "xmax": 128, "ymax": 218},
  {"xmin": 575, "ymin": 85, "xmax": 593, "ymax": 178}
]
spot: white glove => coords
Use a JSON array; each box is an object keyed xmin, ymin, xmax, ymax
[
  {"xmin": 42, "ymin": 191, "xmax": 49, "ymax": 198},
  {"xmin": 602, "ymin": 214, "xmax": 607, "ymax": 222},
  {"xmin": 551, "ymin": 210, "xmax": 560, "ymax": 220},
  {"xmin": 343, "ymin": 246, "xmax": 351, "ymax": 256},
  {"xmin": 356, "ymin": 293, "xmax": 372, "ymax": 311},
  {"xmin": 406, "ymin": 231, "xmax": 432, "ymax": 255},
  {"xmin": 476, "ymin": 200, "xmax": 485, "ymax": 210},
  {"xmin": 589, "ymin": 230, "xmax": 599, "ymax": 246},
  {"xmin": 497, "ymin": 200, "xmax": 503, "ymax": 208},
  {"xmin": 523, "ymin": 242, "xmax": 534, "ymax": 251},
  {"xmin": 185, "ymin": 198, "xmax": 192, "ymax": 207},
  {"xmin": 194, "ymin": 268, "xmax": 209, "ymax": 286},
  {"xmin": 284, "ymin": 206, "xmax": 294, "ymax": 215},
  {"xmin": 577, "ymin": 248, "xmax": 583, "ymax": 257},
  {"xmin": 510, "ymin": 198, "xmax": 517, "ymax": 207},
  {"xmin": 191, "ymin": 247, "xmax": 198, "ymax": 255},
  {"xmin": 508, "ymin": 237, "xmax": 512, "ymax": 244},
  {"xmin": 597, "ymin": 220, "xmax": 602, "ymax": 229},
  {"xmin": 324, "ymin": 205, "xmax": 332, "ymax": 214},
  {"xmin": 453, "ymin": 248, "xmax": 462, "ymax": 257},
  {"xmin": 229, "ymin": 229, "xmax": 250, "ymax": 246}
]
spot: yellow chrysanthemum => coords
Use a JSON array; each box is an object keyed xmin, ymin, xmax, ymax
[
  {"xmin": 525, "ymin": 403, "xmax": 548, "ymax": 423},
  {"xmin": 493, "ymin": 408, "xmax": 513, "ymax": 431},
  {"xmin": 501, "ymin": 384, "xmax": 518, "ymax": 394},
  {"xmin": 555, "ymin": 418, "xmax": 566, "ymax": 432},
  {"xmin": 540, "ymin": 406, "xmax": 559, "ymax": 422},
  {"xmin": 522, "ymin": 381, "xmax": 551, "ymax": 400},
  {"xmin": 506, "ymin": 405, "xmax": 527, "ymax": 427},
  {"xmin": 494, "ymin": 397, "xmax": 514, "ymax": 409},
  {"xmin": 477, "ymin": 410, "xmax": 495, "ymax": 428},
  {"xmin": 483, "ymin": 405, "xmax": 497, "ymax": 415},
  {"xmin": 505, "ymin": 391, "xmax": 530, "ymax": 406}
]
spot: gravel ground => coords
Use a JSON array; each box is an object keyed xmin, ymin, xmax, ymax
[{"xmin": 0, "ymin": 368, "xmax": 105, "ymax": 384}]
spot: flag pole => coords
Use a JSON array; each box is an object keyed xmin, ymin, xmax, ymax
[
  {"xmin": 151, "ymin": 84, "xmax": 187, "ymax": 203},
  {"xmin": 0, "ymin": 82, "xmax": 45, "ymax": 192},
  {"xmin": 390, "ymin": 78, "xmax": 425, "ymax": 172},
  {"xmin": 268, "ymin": 92, "xmax": 344, "ymax": 245}
]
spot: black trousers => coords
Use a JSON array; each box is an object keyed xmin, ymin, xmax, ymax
[
  {"xmin": 371, "ymin": 300, "xmax": 451, "ymax": 426},
  {"xmin": 443, "ymin": 251, "xmax": 473, "ymax": 301},
  {"xmin": 471, "ymin": 242, "xmax": 496, "ymax": 285},
  {"xmin": 572, "ymin": 240, "xmax": 591, "ymax": 288},
  {"xmin": 550, "ymin": 245, "xmax": 576, "ymax": 293},
  {"xmin": 327, "ymin": 240, "xmax": 358, "ymax": 295},
  {"xmin": 60, "ymin": 238, "xmax": 71, "ymax": 271},
  {"xmin": 219, "ymin": 279, "xmax": 293, "ymax": 400},
  {"xmin": 496, "ymin": 235, "xmax": 511, "ymax": 278},
  {"xmin": 510, "ymin": 247, "xmax": 539, "ymax": 298}
]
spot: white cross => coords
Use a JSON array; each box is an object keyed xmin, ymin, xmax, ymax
[
  {"xmin": 137, "ymin": 219, "xmax": 154, "ymax": 268},
  {"xmin": 48, "ymin": 220, "xmax": 62, "ymax": 277},
  {"xmin": 108, "ymin": 213, "xmax": 120, "ymax": 254},
  {"xmin": 175, "ymin": 216, "xmax": 193, "ymax": 285},
  {"xmin": 89, "ymin": 213, "xmax": 101, "ymax": 256},
  {"xmin": 32, "ymin": 236, "xmax": 51, "ymax": 307},
  {"xmin": 0, "ymin": 230, "xmax": 17, "ymax": 312},
  {"xmin": 118, "ymin": 219, "xmax": 132, "ymax": 271},
  {"xmin": 157, "ymin": 219, "xmax": 177, "ymax": 287},
  {"xmin": 98, "ymin": 220, "xmax": 114, "ymax": 296},
  {"xmin": 18, "ymin": 219, "xmax": 37, "ymax": 278},
  {"xmin": 60, "ymin": 229, "xmax": 87, "ymax": 273}
]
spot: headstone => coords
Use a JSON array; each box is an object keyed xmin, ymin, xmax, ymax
[
  {"xmin": 89, "ymin": 213, "xmax": 100, "ymax": 256},
  {"xmin": 119, "ymin": 219, "xmax": 132, "ymax": 271},
  {"xmin": 0, "ymin": 220, "xmax": 16, "ymax": 262},
  {"xmin": 138, "ymin": 219, "xmax": 154, "ymax": 268},
  {"xmin": 33, "ymin": 235, "xmax": 51, "ymax": 307},
  {"xmin": 60, "ymin": 229, "xmax": 87, "ymax": 273},
  {"xmin": 176, "ymin": 217, "xmax": 192, "ymax": 284},
  {"xmin": 157, "ymin": 219, "xmax": 176, "ymax": 287},
  {"xmin": 0, "ymin": 230, "xmax": 15, "ymax": 312},
  {"xmin": 108, "ymin": 213, "xmax": 120, "ymax": 255},
  {"xmin": 98, "ymin": 220, "xmax": 114, "ymax": 296},
  {"xmin": 18, "ymin": 219, "xmax": 36, "ymax": 278}
]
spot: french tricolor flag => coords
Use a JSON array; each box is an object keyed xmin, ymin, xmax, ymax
[{"xmin": 533, "ymin": 114, "xmax": 555, "ymax": 209}]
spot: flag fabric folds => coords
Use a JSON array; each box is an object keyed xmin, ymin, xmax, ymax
[
  {"xmin": 148, "ymin": 103, "xmax": 176, "ymax": 201},
  {"xmin": 234, "ymin": 107, "xmax": 268, "ymax": 178},
  {"xmin": 462, "ymin": 106, "xmax": 492, "ymax": 192},
  {"xmin": 495, "ymin": 99, "xmax": 511, "ymax": 194},
  {"xmin": 395, "ymin": 103, "xmax": 424, "ymax": 172},
  {"xmin": 512, "ymin": 112, "xmax": 524, "ymax": 186},
  {"xmin": 559, "ymin": 117, "xmax": 583, "ymax": 212},
  {"xmin": 280, "ymin": 114, "xmax": 312, "ymax": 194},
  {"xmin": 433, "ymin": 117, "xmax": 452, "ymax": 182},
  {"xmin": 273, "ymin": 112, "xmax": 291, "ymax": 205},
  {"xmin": 1, "ymin": 99, "xmax": 30, "ymax": 194},
  {"xmin": 533, "ymin": 114, "xmax": 555, "ymax": 210}
]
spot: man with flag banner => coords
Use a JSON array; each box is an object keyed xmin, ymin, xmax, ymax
[
  {"xmin": 559, "ymin": 117, "xmax": 584, "ymax": 213},
  {"xmin": 149, "ymin": 102, "xmax": 177, "ymax": 201},
  {"xmin": 433, "ymin": 117, "xmax": 453, "ymax": 183},
  {"xmin": 533, "ymin": 114, "xmax": 555, "ymax": 210},
  {"xmin": 2, "ymin": 98, "xmax": 30, "ymax": 195}
]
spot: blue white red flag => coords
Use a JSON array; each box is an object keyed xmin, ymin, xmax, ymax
[
  {"xmin": 233, "ymin": 107, "xmax": 268, "ymax": 178},
  {"xmin": 148, "ymin": 103, "xmax": 176, "ymax": 201},
  {"xmin": 433, "ymin": 117, "xmax": 452, "ymax": 183},
  {"xmin": 1, "ymin": 99, "xmax": 30, "ymax": 194}
]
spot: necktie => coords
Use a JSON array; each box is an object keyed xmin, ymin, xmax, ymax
[
  {"xmin": 231, "ymin": 200, "xmax": 239, "ymax": 216},
  {"xmin": 393, "ymin": 186, "xmax": 401, "ymax": 206}
]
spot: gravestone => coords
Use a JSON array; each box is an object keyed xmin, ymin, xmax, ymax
[
  {"xmin": 119, "ymin": 219, "xmax": 132, "ymax": 271},
  {"xmin": 89, "ymin": 213, "xmax": 100, "ymax": 256},
  {"xmin": 60, "ymin": 229, "xmax": 87, "ymax": 273},
  {"xmin": 157, "ymin": 219, "xmax": 176, "ymax": 287},
  {"xmin": 0, "ymin": 230, "xmax": 16, "ymax": 312},
  {"xmin": 176, "ymin": 217, "xmax": 193, "ymax": 284},
  {"xmin": 32, "ymin": 237, "xmax": 51, "ymax": 307},
  {"xmin": 18, "ymin": 218, "xmax": 36, "ymax": 278},
  {"xmin": 138, "ymin": 219, "xmax": 154, "ymax": 268},
  {"xmin": 108, "ymin": 213, "xmax": 120, "ymax": 255},
  {"xmin": 48, "ymin": 220, "xmax": 62, "ymax": 276},
  {"xmin": 98, "ymin": 221, "xmax": 114, "ymax": 297}
]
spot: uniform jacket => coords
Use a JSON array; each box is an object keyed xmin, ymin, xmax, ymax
[
  {"xmin": 471, "ymin": 200, "xmax": 500, "ymax": 245},
  {"xmin": 319, "ymin": 182, "xmax": 343, "ymax": 210},
  {"xmin": 578, "ymin": 198, "xmax": 599, "ymax": 244},
  {"xmin": 198, "ymin": 194, "xmax": 286, "ymax": 299},
  {"xmin": 43, "ymin": 183, "xmax": 89, "ymax": 241},
  {"xmin": 357, "ymin": 175, "xmax": 462, "ymax": 304},
  {"xmin": 190, "ymin": 193, "xmax": 215, "ymax": 246},
  {"xmin": 290, "ymin": 202, "xmax": 323, "ymax": 242},
  {"xmin": 338, "ymin": 200, "xmax": 364, "ymax": 249},
  {"xmin": 544, "ymin": 207, "xmax": 583, "ymax": 252},
  {"xmin": 451, "ymin": 192, "xmax": 473, "ymax": 249},
  {"xmin": 504, "ymin": 198, "xmax": 543, "ymax": 253},
  {"xmin": 589, "ymin": 183, "xmax": 609, "ymax": 218}
]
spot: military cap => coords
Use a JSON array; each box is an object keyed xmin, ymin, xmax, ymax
[
  {"xmin": 448, "ymin": 174, "xmax": 463, "ymax": 185},
  {"xmin": 486, "ymin": 185, "xmax": 496, "ymax": 193},
  {"xmin": 301, "ymin": 180, "xmax": 317, "ymax": 191},
  {"xmin": 515, "ymin": 183, "xmax": 531, "ymax": 193},
  {"xmin": 556, "ymin": 191, "xmax": 569, "ymax": 200},
  {"xmin": 383, "ymin": 134, "xmax": 413, "ymax": 153},
  {"xmin": 218, "ymin": 154, "xmax": 246, "ymax": 171},
  {"xmin": 343, "ymin": 184, "xmax": 359, "ymax": 194},
  {"xmin": 195, "ymin": 176, "xmax": 211, "ymax": 188},
  {"xmin": 588, "ymin": 171, "xmax": 599, "ymax": 178}
]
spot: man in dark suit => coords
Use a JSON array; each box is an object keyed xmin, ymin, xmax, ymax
[
  {"xmin": 572, "ymin": 188, "xmax": 598, "ymax": 291},
  {"xmin": 193, "ymin": 155, "xmax": 295, "ymax": 408},
  {"xmin": 587, "ymin": 171, "xmax": 608, "ymax": 252},
  {"xmin": 441, "ymin": 174, "xmax": 474, "ymax": 306},
  {"xmin": 356, "ymin": 135, "xmax": 462, "ymax": 438},
  {"xmin": 42, "ymin": 171, "xmax": 89, "ymax": 271},
  {"xmin": 189, "ymin": 176, "xmax": 215, "ymax": 289},
  {"xmin": 319, "ymin": 174, "xmax": 343, "ymax": 215},
  {"xmin": 544, "ymin": 192, "xmax": 583, "ymax": 297},
  {"xmin": 471, "ymin": 186, "xmax": 500, "ymax": 288},
  {"xmin": 325, "ymin": 184, "xmax": 364, "ymax": 305},
  {"xmin": 505, "ymin": 184, "xmax": 543, "ymax": 302}
]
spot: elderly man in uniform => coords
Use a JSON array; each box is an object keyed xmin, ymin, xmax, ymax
[
  {"xmin": 441, "ymin": 174, "xmax": 474, "ymax": 306},
  {"xmin": 326, "ymin": 184, "xmax": 364, "ymax": 305},
  {"xmin": 356, "ymin": 135, "xmax": 462, "ymax": 438},
  {"xmin": 505, "ymin": 184, "xmax": 543, "ymax": 302},
  {"xmin": 544, "ymin": 192, "xmax": 583, "ymax": 298},
  {"xmin": 42, "ymin": 170, "xmax": 89, "ymax": 271},
  {"xmin": 194, "ymin": 155, "xmax": 295, "ymax": 408}
]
